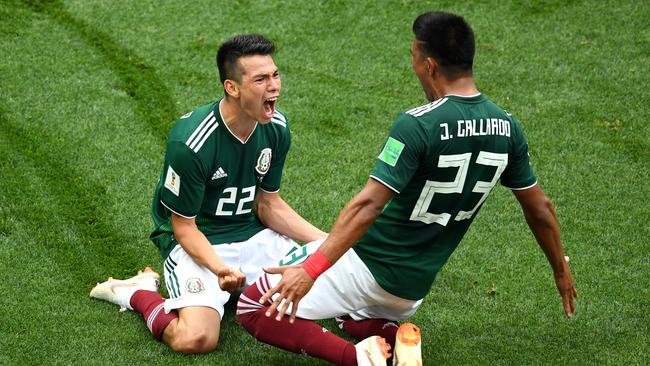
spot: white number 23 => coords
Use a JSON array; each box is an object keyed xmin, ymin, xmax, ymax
[{"xmin": 409, "ymin": 152, "xmax": 508, "ymax": 226}]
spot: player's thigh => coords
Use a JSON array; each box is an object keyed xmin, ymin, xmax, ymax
[
  {"xmin": 238, "ymin": 229, "xmax": 304, "ymax": 284},
  {"xmin": 268, "ymin": 245, "xmax": 374, "ymax": 320},
  {"xmin": 164, "ymin": 306, "xmax": 221, "ymax": 351},
  {"xmin": 349, "ymin": 298, "xmax": 423, "ymax": 322},
  {"xmin": 296, "ymin": 248, "xmax": 420, "ymax": 321},
  {"xmin": 163, "ymin": 244, "xmax": 232, "ymax": 319},
  {"xmin": 177, "ymin": 306, "xmax": 222, "ymax": 335}
]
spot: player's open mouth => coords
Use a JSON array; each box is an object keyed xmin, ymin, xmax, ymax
[{"xmin": 263, "ymin": 97, "xmax": 277, "ymax": 118}]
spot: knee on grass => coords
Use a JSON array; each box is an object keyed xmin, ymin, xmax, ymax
[{"xmin": 168, "ymin": 328, "xmax": 220, "ymax": 354}]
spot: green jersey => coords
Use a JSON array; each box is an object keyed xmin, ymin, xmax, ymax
[
  {"xmin": 354, "ymin": 94, "xmax": 537, "ymax": 300},
  {"xmin": 150, "ymin": 99, "xmax": 291, "ymax": 259}
]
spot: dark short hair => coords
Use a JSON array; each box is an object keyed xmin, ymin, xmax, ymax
[
  {"xmin": 412, "ymin": 11, "xmax": 475, "ymax": 77},
  {"xmin": 216, "ymin": 34, "xmax": 275, "ymax": 84}
]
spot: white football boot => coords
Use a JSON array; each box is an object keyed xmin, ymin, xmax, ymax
[
  {"xmin": 90, "ymin": 267, "xmax": 160, "ymax": 312},
  {"xmin": 393, "ymin": 322, "xmax": 422, "ymax": 366},
  {"xmin": 356, "ymin": 335, "xmax": 391, "ymax": 366}
]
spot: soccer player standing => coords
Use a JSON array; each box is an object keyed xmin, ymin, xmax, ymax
[
  {"xmin": 236, "ymin": 12, "xmax": 578, "ymax": 366},
  {"xmin": 90, "ymin": 34, "xmax": 326, "ymax": 354}
]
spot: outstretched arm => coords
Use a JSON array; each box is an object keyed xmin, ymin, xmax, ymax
[
  {"xmin": 254, "ymin": 190, "xmax": 327, "ymax": 243},
  {"xmin": 305, "ymin": 179, "xmax": 394, "ymax": 264},
  {"xmin": 512, "ymin": 184, "xmax": 578, "ymax": 317},
  {"xmin": 260, "ymin": 179, "xmax": 395, "ymax": 322}
]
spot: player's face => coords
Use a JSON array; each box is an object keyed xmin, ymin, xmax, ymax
[
  {"xmin": 235, "ymin": 55, "xmax": 281, "ymax": 123},
  {"xmin": 411, "ymin": 39, "xmax": 435, "ymax": 101}
]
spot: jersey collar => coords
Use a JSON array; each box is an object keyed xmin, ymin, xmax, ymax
[
  {"xmin": 444, "ymin": 92, "xmax": 482, "ymax": 98},
  {"xmin": 217, "ymin": 99, "xmax": 258, "ymax": 145}
]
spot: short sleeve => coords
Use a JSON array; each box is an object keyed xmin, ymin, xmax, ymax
[
  {"xmin": 260, "ymin": 115, "xmax": 291, "ymax": 192},
  {"xmin": 500, "ymin": 117, "xmax": 537, "ymax": 189},
  {"xmin": 370, "ymin": 113, "xmax": 425, "ymax": 193},
  {"xmin": 159, "ymin": 141, "xmax": 207, "ymax": 217}
]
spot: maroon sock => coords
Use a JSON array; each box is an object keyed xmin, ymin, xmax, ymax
[
  {"xmin": 130, "ymin": 290, "xmax": 178, "ymax": 341},
  {"xmin": 339, "ymin": 317, "xmax": 399, "ymax": 349},
  {"xmin": 237, "ymin": 276, "xmax": 357, "ymax": 366}
]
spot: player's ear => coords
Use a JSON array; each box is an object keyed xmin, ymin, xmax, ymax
[
  {"xmin": 426, "ymin": 57, "xmax": 437, "ymax": 77},
  {"xmin": 224, "ymin": 79, "xmax": 240, "ymax": 98}
]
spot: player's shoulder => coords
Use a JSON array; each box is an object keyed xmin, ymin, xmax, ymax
[
  {"xmin": 482, "ymin": 97, "xmax": 526, "ymax": 132},
  {"xmin": 261, "ymin": 107, "xmax": 291, "ymax": 142},
  {"xmin": 477, "ymin": 96, "xmax": 529, "ymax": 140},
  {"xmin": 393, "ymin": 98, "xmax": 453, "ymax": 132},
  {"xmin": 269, "ymin": 108, "xmax": 289, "ymax": 129},
  {"xmin": 168, "ymin": 100, "xmax": 220, "ymax": 150},
  {"xmin": 172, "ymin": 101, "xmax": 218, "ymax": 129},
  {"xmin": 403, "ymin": 97, "xmax": 451, "ymax": 118},
  {"xmin": 471, "ymin": 94, "xmax": 517, "ymax": 119}
]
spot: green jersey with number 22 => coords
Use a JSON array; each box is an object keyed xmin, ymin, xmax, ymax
[
  {"xmin": 354, "ymin": 94, "xmax": 537, "ymax": 300},
  {"xmin": 150, "ymin": 99, "xmax": 290, "ymax": 259}
]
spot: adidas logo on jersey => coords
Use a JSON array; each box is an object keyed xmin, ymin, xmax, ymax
[{"xmin": 211, "ymin": 167, "xmax": 228, "ymax": 180}]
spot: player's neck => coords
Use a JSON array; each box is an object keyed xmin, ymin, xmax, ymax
[
  {"xmin": 435, "ymin": 75, "xmax": 479, "ymax": 98},
  {"xmin": 220, "ymin": 97, "xmax": 257, "ymax": 141}
]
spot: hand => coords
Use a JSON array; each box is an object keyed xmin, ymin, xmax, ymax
[
  {"xmin": 259, "ymin": 265, "xmax": 315, "ymax": 323},
  {"xmin": 554, "ymin": 256, "xmax": 578, "ymax": 318},
  {"xmin": 216, "ymin": 266, "xmax": 246, "ymax": 293}
]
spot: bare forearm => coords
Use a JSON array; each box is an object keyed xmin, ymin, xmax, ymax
[
  {"xmin": 258, "ymin": 179, "xmax": 395, "ymax": 322},
  {"xmin": 514, "ymin": 186, "xmax": 577, "ymax": 316},
  {"xmin": 177, "ymin": 231, "xmax": 224, "ymax": 269},
  {"xmin": 256, "ymin": 194, "xmax": 326, "ymax": 242},
  {"xmin": 170, "ymin": 214, "xmax": 245, "ymax": 292},
  {"xmin": 523, "ymin": 200, "xmax": 566, "ymax": 273},
  {"xmin": 171, "ymin": 216, "xmax": 225, "ymax": 275},
  {"xmin": 317, "ymin": 195, "xmax": 382, "ymax": 263},
  {"xmin": 317, "ymin": 179, "xmax": 394, "ymax": 263}
]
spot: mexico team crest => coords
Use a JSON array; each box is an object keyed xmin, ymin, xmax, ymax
[
  {"xmin": 185, "ymin": 278, "xmax": 205, "ymax": 294},
  {"xmin": 255, "ymin": 148, "xmax": 272, "ymax": 175}
]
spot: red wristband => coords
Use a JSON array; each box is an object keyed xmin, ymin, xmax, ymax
[{"xmin": 302, "ymin": 250, "xmax": 332, "ymax": 280}]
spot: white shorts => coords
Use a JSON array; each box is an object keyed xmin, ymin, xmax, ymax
[
  {"xmin": 163, "ymin": 229, "xmax": 299, "ymax": 318},
  {"xmin": 268, "ymin": 240, "xmax": 422, "ymax": 321}
]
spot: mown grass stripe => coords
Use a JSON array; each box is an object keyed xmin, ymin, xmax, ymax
[
  {"xmin": 23, "ymin": 0, "xmax": 177, "ymax": 144},
  {"xmin": 0, "ymin": 106, "xmax": 143, "ymax": 278}
]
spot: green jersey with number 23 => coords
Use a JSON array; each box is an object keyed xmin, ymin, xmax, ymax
[{"xmin": 354, "ymin": 94, "xmax": 537, "ymax": 300}]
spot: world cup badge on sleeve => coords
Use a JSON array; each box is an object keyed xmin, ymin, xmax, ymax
[{"xmin": 164, "ymin": 166, "xmax": 180, "ymax": 196}]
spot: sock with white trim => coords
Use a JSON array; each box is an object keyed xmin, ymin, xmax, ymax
[
  {"xmin": 338, "ymin": 316, "xmax": 399, "ymax": 350},
  {"xmin": 237, "ymin": 275, "xmax": 357, "ymax": 366},
  {"xmin": 130, "ymin": 290, "xmax": 178, "ymax": 341}
]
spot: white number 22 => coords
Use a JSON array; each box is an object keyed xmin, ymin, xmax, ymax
[
  {"xmin": 215, "ymin": 186, "xmax": 255, "ymax": 216},
  {"xmin": 409, "ymin": 152, "xmax": 508, "ymax": 226}
]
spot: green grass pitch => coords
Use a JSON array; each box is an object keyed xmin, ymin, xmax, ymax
[{"xmin": 1, "ymin": 0, "xmax": 648, "ymax": 365}]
